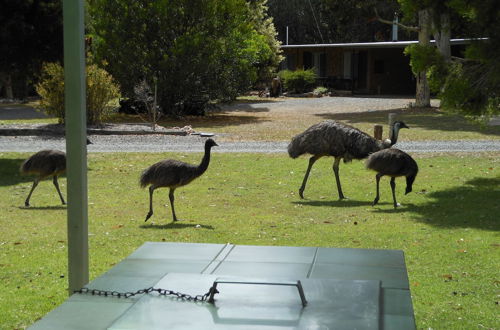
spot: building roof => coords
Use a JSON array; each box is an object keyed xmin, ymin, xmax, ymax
[{"xmin": 281, "ymin": 38, "xmax": 473, "ymax": 49}]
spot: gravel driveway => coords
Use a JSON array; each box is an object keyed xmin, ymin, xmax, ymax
[
  {"xmin": 1, "ymin": 135, "xmax": 499, "ymax": 153},
  {"xmin": 1, "ymin": 97, "xmax": 499, "ymax": 153}
]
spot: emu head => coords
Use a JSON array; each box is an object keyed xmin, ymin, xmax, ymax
[
  {"xmin": 405, "ymin": 173, "xmax": 417, "ymax": 195},
  {"xmin": 205, "ymin": 138, "xmax": 219, "ymax": 149}
]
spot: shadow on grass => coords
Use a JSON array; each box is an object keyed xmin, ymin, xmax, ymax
[
  {"xmin": 374, "ymin": 177, "xmax": 500, "ymax": 230},
  {"xmin": 156, "ymin": 114, "xmax": 271, "ymax": 129},
  {"xmin": 316, "ymin": 108, "xmax": 500, "ymax": 138},
  {"xmin": 0, "ymin": 158, "xmax": 33, "ymax": 186},
  {"xmin": 292, "ymin": 199, "xmax": 373, "ymax": 207},
  {"xmin": 140, "ymin": 222, "xmax": 215, "ymax": 230},
  {"xmin": 19, "ymin": 205, "xmax": 66, "ymax": 210}
]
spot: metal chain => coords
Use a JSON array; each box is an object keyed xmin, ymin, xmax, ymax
[{"xmin": 74, "ymin": 286, "xmax": 217, "ymax": 302}]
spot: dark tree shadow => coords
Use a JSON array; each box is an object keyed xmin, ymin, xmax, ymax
[
  {"xmin": 380, "ymin": 177, "xmax": 500, "ymax": 230},
  {"xmin": 316, "ymin": 108, "xmax": 500, "ymax": 137},
  {"xmin": 140, "ymin": 222, "xmax": 215, "ymax": 230},
  {"xmin": 158, "ymin": 114, "xmax": 271, "ymax": 129}
]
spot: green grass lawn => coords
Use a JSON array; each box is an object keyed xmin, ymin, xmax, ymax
[{"xmin": 0, "ymin": 151, "xmax": 498, "ymax": 329}]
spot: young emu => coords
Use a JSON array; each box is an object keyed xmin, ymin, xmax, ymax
[
  {"xmin": 140, "ymin": 138, "xmax": 218, "ymax": 222},
  {"xmin": 20, "ymin": 150, "xmax": 66, "ymax": 207},
  {"xmin": 288, "ymin": 120, "xmax": 409, "ymax": 199},
  {"xmin": 365, "ymin": 148, "xmax": 418, "ymax": 208}
]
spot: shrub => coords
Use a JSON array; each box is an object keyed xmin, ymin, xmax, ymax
[
  {"xmin": 278, "ymin": 69, "xmax": 317, "ymax": 94},
  {"xmin": 36, "ymin": 62, "xmax": 121, "ymax": 125},
  {"xmin": 313, "ymin": 86, "xmax": 329, "ymax": 97},
  {"xmin": 36, "ymin": 63, "xmax": 65, "ymax": 122}
]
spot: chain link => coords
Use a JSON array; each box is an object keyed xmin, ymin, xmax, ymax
[{"xmin": 74, "ymin": 286, "xmax": 216, "ymax": 302}]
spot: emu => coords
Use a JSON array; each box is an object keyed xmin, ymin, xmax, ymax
[
  {"xmin": 366, "ymin": 148, "xmax": 418, "ymax": 208},
  {"xmin": 20, "ymin": 150, "xmax": 67, "ymax": 207},
  {"xmin": 20, "ymin": 139, "xmax": 92, "ymax": 207},
  {"xmin": 288, "ymin": 120, "xmax": 408, "ymax": 199},
  {"xmin": 140, "ymin": 138, "xmax": 218, "ymax": 222}
]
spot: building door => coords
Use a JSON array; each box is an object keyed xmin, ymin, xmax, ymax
[{"xmin": 356, "ymin": 51, "xmax": 368, "ymax": 90}]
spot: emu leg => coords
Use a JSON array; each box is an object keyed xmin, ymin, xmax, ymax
[
  {"xmin": 145, "ymin": 186, "xmax": 155, "ymax": 222},
  {"xmin": 299, "ymin": 155, "xmax": 320, "ymax": 199},
  {"xmin": 53, "ymin": 176, "xmax": 66, "ymax": 205},
  {"xmin": 332, "ymin": 157, "xmax": 346, "ymax": 199},
  {"xmin": 25, "ymin": 178, "xmax": 40, "ymax": 207},
  {"xmin": 390, "ymin": 177, "xmax": 398, "ymax": 208},
  {"xmin": 169, "ymin": 188, "xmax": 178, "ymax": 222},
  {"xmin": 373, "ymin": 173, "xmax": 383, "ymax": 206}
]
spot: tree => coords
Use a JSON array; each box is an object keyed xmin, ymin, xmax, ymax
[
  {"xmin": 438, "ymin": 0, "xmax": 500, "ymax": 119},
  {"xmin": 267, "ymin": 0, "xmax": 404, "ymax": 44},
  {"xmin": 89, "ymin": 0, "xmax": 282, "ymax": 116},
  {"xmin": 0, "ymin": 0, "xmax": 63, "ymax": 99}
]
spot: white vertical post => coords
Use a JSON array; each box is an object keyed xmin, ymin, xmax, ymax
[
  {"xmin": 286, "ymin": 26, "xmax": 289, "ymax": 45},
  {"xmin": 392, "ymin": 14, "xmax": 398, "ymax": 41},
  {"xmin": 63, "ymin": 0, "xmax": 89, "ymax": 296}
]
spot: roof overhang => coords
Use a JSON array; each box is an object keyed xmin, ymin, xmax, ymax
[{"xmin": 281, "ymin": 38, "xmax": 478, "ymax": 50}]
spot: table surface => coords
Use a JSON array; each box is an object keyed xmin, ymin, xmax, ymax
[{"xmin": 29, "ymin": 242, "xmax": 415, "ymax": 329}]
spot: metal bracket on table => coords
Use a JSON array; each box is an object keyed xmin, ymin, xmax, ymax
[{"xmin": 207, "ymin": 278, "xmax": 308, "ymax": 307}]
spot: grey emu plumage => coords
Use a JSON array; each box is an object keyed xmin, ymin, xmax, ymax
[
  {"xmin": 140, "ymin": 138, "xmax": 218, "ymax": 222},
  {"xmin": 20, "ymin": 150, "xmax": 67, "ymax": 206},
  {"xmin": 288, "ymin": 120, "xmax": 409, "ymax": 199},
  {"xmin": 366, "ymin": 148, "xmax": 418, "ymax": 208}
]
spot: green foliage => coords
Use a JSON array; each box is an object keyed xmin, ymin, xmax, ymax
[
  {"xmin": 86, "ymin": 64, "xmax": 121, "ymax": 125},
  {"xmin": 313, "ymin": 86, "xmax": 329, "ymax": 96},
  {"xmin": 440, "ymin": 62, "xmax": 499, "ymax": 120},
  {"xmin": 35, "ymin": 63, "xmax": 65, "ymax": 122},
  {"xmin": 404, "ymin": 44, "xmax": 442, "ymax": 75},
  {"xmin": 279, "ymin": 69, "xmax": 317, "ymax": 93},
  {"xmin": 35, "ymin": 62, "xmax": 120, "ymax": 125},
  {"xmin": 89, "ymin": 0, "xmax": 282, "ymax": 116}
]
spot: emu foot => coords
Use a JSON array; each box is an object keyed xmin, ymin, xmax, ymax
[
  {"xmin": 24, "ymin": 201, "xmax": 30, "ymax": 207},
  {"xmin": 144, "ymin": 211, "xmax": 153, "ymax": 222},
  {"xmin": 372, "ymin": 197, "xmax": 379, "ymax": 206},
  {"xmin": 299, "ymin": 189, "xmax": 305, "ymax": 199}
]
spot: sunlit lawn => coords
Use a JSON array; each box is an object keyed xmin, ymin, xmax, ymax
[{"xmin": 0, "ymin": 151, "xmax": 498, "ymax": 329}]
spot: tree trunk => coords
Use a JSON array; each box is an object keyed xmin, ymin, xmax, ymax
[
  {"xmin": 433, "ymin": 11, "xmax": 451, "ymax": 62},
  {"xmin": 0, "ymin": 72, "xmax": 14, "ymax": 99},
  {"xmin": 414, "ymin": 9, "xmax": 431, "ymax": 108}
]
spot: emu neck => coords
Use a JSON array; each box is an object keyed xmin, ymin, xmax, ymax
[
  {"xmin": 390, "ymin": 125, "xmax": 401, "ymax": 146},
  {"xmin": 196, "ymin": 146, "xmax": 213, "ymax": 175}
]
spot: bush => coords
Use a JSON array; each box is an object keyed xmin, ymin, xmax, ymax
[
  {"xmin": 36, "ymin": 62, "xmax": 120, "ymax": 125},
  {"xmin": 36, "ymin": 63, "xmax": 65, "ymax": 122},
  {"xmin": 278, "ymin": 69, "xmax": 317, "ymax": 94}
]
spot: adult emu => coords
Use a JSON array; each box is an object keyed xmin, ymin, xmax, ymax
[
  {"xmin": 140, "ymin": 138, "xmax": 218, "ymax": 222},
  {"xmin": 365, "ymin": 148, "xmax": 418, "ymax": 208},
  {"xmin": 20, "ymin": 150, "xmax": 67, "ymax": 207},
  {"xmin": 19, "ymin": 139, "xmax": 92, "ymax": 207},
  {"xmin": 288, "ymin": 120, "xmax": 409, "ymax": 199}
]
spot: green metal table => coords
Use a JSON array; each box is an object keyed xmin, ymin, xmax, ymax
[{"xmin": 29, "ymin": 242, "xmax": 415, "ymax": 329}]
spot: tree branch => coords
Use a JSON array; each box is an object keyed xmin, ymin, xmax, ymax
[{"xmin": 374, "ymin": 8, "xmax": 419, "ymax": 32}]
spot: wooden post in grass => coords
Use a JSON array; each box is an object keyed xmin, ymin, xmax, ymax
[
  {"xmin": 388, "ymin": 113, "xmax": 397, "ymax": 141},
  {"xmin": 374, "ymin": 124, "xmax": 383, "ymax": 140},
  {"xmin": 63, "ymin": 0, "xmax": 89, "ymax": 296}
]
